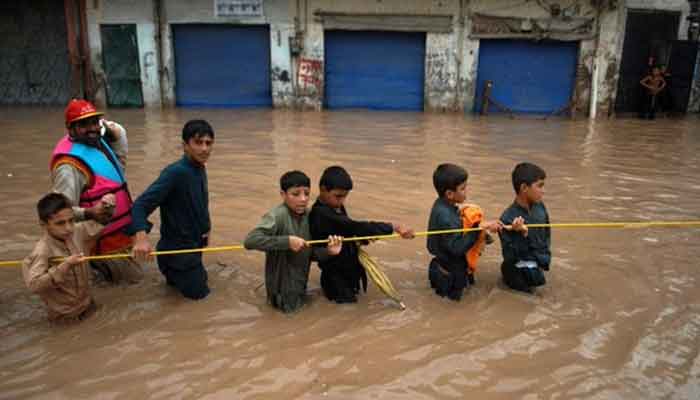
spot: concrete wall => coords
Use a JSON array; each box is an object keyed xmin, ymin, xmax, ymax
[
  {"xmin": 158, "ymin": 0, "xmax": 289, "ymax": 106},
  {"xmin": 471, "ymin": 0, "xmax": 596, "ymax": 18},
  {"xmin": 305, "ymin": 0, "xmax": 458, "ymax": 15},
  {"xmin": 87, "ymin": 0, "xmax": 289, "ymax": 107},
  {"xmin": 83, "ymin": 0, "xmax": 697, "ymax": 116},
  {"xmin": 461, "ymin": 32, "xmax": 480, "ymax": 113},
  {"xmin": 425, "ymin": 32, "xmax": 459, "ymax": 111},
  {"xmin": 573, "ymin": 39, "xmax": 596, "ymax": 118},
  {"xmin": 270, "ymin": 23, "xmax": 295, "ymax": 108},
  {"xmin": 86, "ymin": 0, "xmax": 160, "ymax": 107},
  {"xmin": 297, "ymin": 0, "xmax": 461, "ymax": 110},
  {"xmin": 593, "ymin": 5, "xmax": 625, "ymax": 118}
]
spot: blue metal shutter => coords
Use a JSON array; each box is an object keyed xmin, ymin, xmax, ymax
[
  {"xmin": 475, "ymin": 40, "xmax": 578, "ymax": 114},
  {"xmin": 172, "ymin": 24, "xmax": 271, "ymax": 107},
  {"xmin": 324, "ymin": 30, "xmax": 426, "ymax": 110}
]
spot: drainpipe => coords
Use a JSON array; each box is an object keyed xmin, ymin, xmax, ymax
[
  {"xmin": 64, "ymin": 0, "xmax": 82, "ymax": 98},
  {"xmin": 78, "ymin": 0, "xmax": 94, "ymax": 100},
  {"xmin": 589, "ymin": 2, "xmax": 603, "ymax": 119},
  {"xmin": 454, "ymin": 0, "xmax": 466, "ymax": 111},
  {"xmin": 154, "ymin": 0, "xmax": 165, "ymax": 107}
]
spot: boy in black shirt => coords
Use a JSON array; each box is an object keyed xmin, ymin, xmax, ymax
[
  {"xmin": 309, "ymin": 166, "xmax": 414, "ymax": 304},
  {"xmin": 498, "ymin": 162, "xmax": 551, "ymax": 294}
]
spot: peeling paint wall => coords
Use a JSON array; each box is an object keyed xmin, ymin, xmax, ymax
[
  {"xmin": 270, "ymin": 24, "xmax": 295, "ymax": 108},
  {"xmin": 471, "ymin": 0, "xmax": 596, "ymax": 18},
  {"xmin": 468, "ymin": 0, "xmax": 597, "ymax": 116},
  {"xmin": 573, "ymin": 40, "xmax": 595, "ymax": 117},
  {"xmin": 305, "ymin": 0, "xmax": 458, "ymax": 15},
  {"xmin": 87, "ymin": 0, "xmax": 289, "ymax": 108},
  {"xmin": 425, "ymin": 33, "xmax": 459, "ymax": 111},
  {"xmin": 136, "ymin": 23, "xmax": 160, "ymax": 107},
  {"xmin": 159, "ymin": 0, "xmax": 289, "ymax": 107},
  {"xmin": 295, "ymin": 23, "xmax": 325, "ymax": 110},
  {"xmin": 83, "ymin": 0, "xmax": 696, "ymax": 115},
  {"xmin": 461, "ymin": 16, "xmax": 480, "ymax": 113},
  {"xmin": 626, "ymin": 0, "xmax": 690, "ymax": 39},
  {"xmin": 298, "ymin": 0, "xmax": 461, "ymax": 110},
  {"xmin": 86, "ymin": 0, "xmax": 160, "ymax": 107},
  {"xmin": 594, "ymin": 5, "xmax": 625, "ymax": 118}
]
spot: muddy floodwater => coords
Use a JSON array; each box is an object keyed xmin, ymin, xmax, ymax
[{"xmin": 1, "ymin": 107, "xmax": 699, "ymax": 399}]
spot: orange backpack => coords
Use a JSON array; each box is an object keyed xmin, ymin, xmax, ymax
[{"xmin": 460, "ymin": 204, "xmax": 486, "ymax": 275}]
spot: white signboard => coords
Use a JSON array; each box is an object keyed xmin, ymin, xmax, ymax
[{"xmin": 215, "ymin": 0, "xmax": 264, "ymax": 17}]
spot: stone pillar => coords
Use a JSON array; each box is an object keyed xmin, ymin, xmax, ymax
[
  {"xmin": 574, "ymin": 39, "xmax": 595, "ymax": 118},
  {"xmin": 424, "ymin": 32, "xmax": 459, "ymax": 111},
  {"xmin": 295, "ymin": 23, "xmax": 324, "ymax": 110},
  {"xmin": 270, "ymin": 23, "xmax": 295, "ymax": 108},
  {"xmin": 593, "ymin": 5, "xmax": 625, "ymax": 118}
]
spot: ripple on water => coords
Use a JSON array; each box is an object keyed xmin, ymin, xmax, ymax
[{"xmin": 0, "ymin": 110, "xmax": 699, "ymax": 398}]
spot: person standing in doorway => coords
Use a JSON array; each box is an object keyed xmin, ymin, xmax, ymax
[{"xmin": 639, "ymin": 66, "xmax": 666, "ymax": 119}]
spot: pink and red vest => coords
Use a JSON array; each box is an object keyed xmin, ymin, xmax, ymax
[{"xmin": 51, "ymin": 135, "xmax": 134, "ymax": 254}]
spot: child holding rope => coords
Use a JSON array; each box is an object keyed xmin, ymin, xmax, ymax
[
  {"xmin": 244, "ymin": 171, "xmax": 342, "ymax": 313},
  {"xmin": 130, "ymin": 120, "xmax": 214, "ymax": 300},
  {"xmin": 427, "ymin": 163, "xmax": 503, "ymax": 301},
  {"xmin": 23, "ymin": 192, "xmax": 114, "ymax": 323},
  {"xmin": 309, "ymin": 166, "xmax": 415, "ymax": 304},
  {"xmin": 498, "ymin": 162, "xmax": 550, "ymax": 293}
]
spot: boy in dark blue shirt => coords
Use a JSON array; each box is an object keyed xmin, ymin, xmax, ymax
[
  {"xmin": 427, "ymin": 163, "xmax": 502, "ymax": 301},
  {"xmin": 131, "ymin": 120, "xmax": 214, "ymax": 300},
  {"xmin": 498, "ymin": 162, "xmax": 551, "ymax": 294}
]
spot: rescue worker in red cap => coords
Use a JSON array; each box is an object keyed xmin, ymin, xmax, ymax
[{"xmin": 49, "ymin": 99, "xmax": 143, "ymax": 284}]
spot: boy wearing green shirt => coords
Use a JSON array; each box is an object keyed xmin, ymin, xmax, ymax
[{"xmin": 244, "ymin": 171, "xmax": 342, "ymax": 313}]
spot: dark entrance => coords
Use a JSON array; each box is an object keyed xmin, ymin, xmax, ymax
[
  {"xmin": 100, "ymin": 24, "xmax": 144, "ymax": 107},
  {"xmin": 0, "ymin": 1, "xmax": 72, "ymax": 105},
  {"xmin": 615, "ymin": 10, "xmax": 680, "ymax": 113},
  {"xmin": 665, "ymin": 41, "xmax": 699, "ymax": 113}
]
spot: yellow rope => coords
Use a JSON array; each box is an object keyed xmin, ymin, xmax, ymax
[{"xmin": 1, "ymin": 220, "xmax": 699, "ymax": 268}]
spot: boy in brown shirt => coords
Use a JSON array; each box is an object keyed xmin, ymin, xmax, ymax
[{"xmin": 22, "ymin": 192, "xmax": 114, "ymax": 323}]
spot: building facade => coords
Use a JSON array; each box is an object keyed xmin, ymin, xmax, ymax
[{"xmin": 2, "ymin": 0, "xmax": 698, "ymax": 117}]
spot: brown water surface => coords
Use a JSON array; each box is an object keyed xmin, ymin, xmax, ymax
[{"xmin": 1, "ymin": 108, "xmax": 699, "ymax": 399}]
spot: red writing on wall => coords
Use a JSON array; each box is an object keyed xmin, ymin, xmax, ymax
[{"xmin": 298, "ymin": 58, "xmax": 323, "ymax": 92}]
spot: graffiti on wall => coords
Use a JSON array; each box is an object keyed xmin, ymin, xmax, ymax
[{"xmin": 297, "ymin": 57, "xmax": 323, "ymax": 94}]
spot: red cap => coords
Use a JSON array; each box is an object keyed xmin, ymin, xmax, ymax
[{"xmin": 65, "ymin": 99, "xmax": 104, "ymax": 126}]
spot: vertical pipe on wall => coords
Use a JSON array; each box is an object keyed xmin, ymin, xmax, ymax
[
  {"xmin": 589, "ymin": 2, "xmax": 603, "ymax": 119},
  {"xmin": 154, "ymin": 0, "xmax": 165, "ymax": 107},
  {"xmin": 78, "ymin": 0, "xmax": 94, "ymax": 100},
  {"xmin": 590, "ymin": 58, "xmax": 599, "ymax": 119},
  {"xmin": 304, "ymin": 0, "xmax": 308, "ymax": 34},
  {"xmin": 454, "ymin": 0, "xmax": 466, "ymax": 111},
  {"xmin": 291, "ymin": 0, "xmax": 302, "ymax": 102},
  {"xmin": 64, "ymin": 0, "xmax": 82, "ymax": 99}
]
